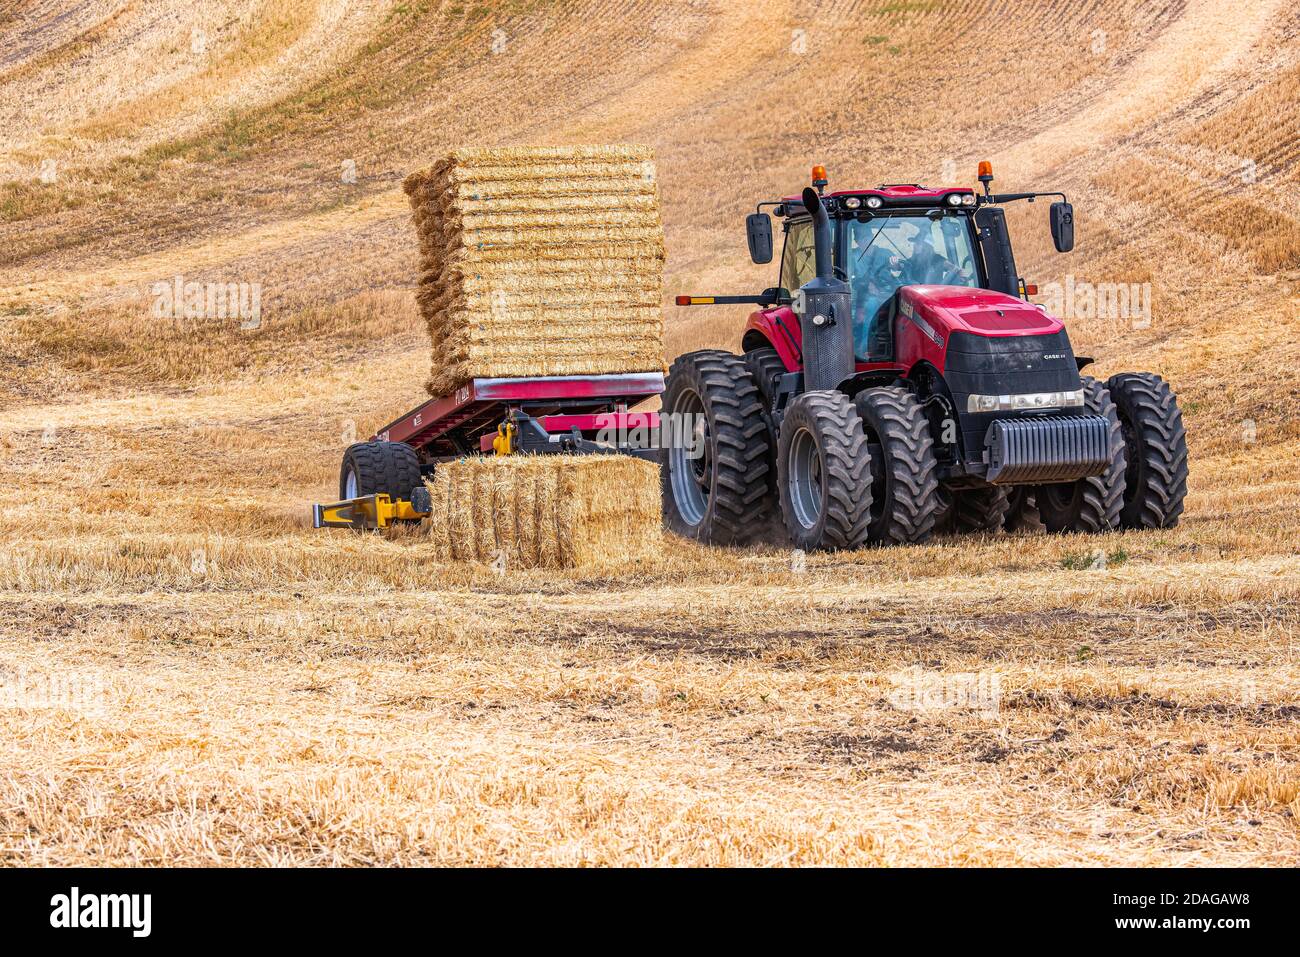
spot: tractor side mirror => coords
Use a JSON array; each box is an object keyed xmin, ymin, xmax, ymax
[
  {"xmin": 746, "ymin": 212, "xmax": 774, "ymax": 264},
  {"xmin": 1050, "ymin": 201, "xmax": 1075, "ymax": 253}
]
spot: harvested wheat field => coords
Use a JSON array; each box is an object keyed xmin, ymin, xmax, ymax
[{"xmin": 0, "ymin": 0, "xmax": 1298, "ymax": 867}]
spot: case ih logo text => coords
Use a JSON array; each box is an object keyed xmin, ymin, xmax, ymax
[{"xmin": 49, "ymin": 887, "xmax": 151, "ymax": 937}]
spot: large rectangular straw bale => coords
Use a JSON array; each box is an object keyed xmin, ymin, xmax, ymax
[
  {"xmin": 403, "ymin": 145, "xmax": 666, "ymax": 396},
  {"xmin": 424, "ymin": 455, "xmax": 662, "ymax": 569}
]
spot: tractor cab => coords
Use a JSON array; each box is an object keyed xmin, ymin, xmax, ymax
[{"xmin": 773, "ymin": 185, "xmax": 985, "ymax": 361}]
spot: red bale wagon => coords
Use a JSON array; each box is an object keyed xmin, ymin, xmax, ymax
[{"xmin": 313, "ymin": 372, "xmax": 663, "ymax": 530}]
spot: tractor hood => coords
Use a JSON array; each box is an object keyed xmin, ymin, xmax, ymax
[{"xmin": 899, "ymin": 285, "xmax": 1063, "ymax": 340}]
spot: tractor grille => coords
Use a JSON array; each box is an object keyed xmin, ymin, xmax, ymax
[
  {"xmin": 945, "ymin": 331, "xmax": 1082, "ymax": 459},
  {"xmin": 984, "ymin": 415, "xmax": 1111, "ymax": 484}
]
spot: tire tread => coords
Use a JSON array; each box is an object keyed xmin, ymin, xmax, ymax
[
  {"xmin": 662, "ymin": 350, "xmax": 772, "ymax": 544},
  {"xmin": 1107, "ymin": 372, "xmax": 1189, "ymax": 529}
]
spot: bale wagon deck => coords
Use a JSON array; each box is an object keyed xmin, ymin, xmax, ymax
[
  {"xmin": 313, "ymin": 372, "xmax": 664, "ymax": 530},
  {"xmin": 374, "ymin": 372, "xmax": 664, "ymax": 459}
]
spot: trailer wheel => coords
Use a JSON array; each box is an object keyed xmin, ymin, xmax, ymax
[
  {"xmin": 933, "ymin": 484, "xmax": 1010, "ymax": 534},
  {"xmin": 853, "ymin": 386, "xmax": 940, "ymax": 545},
  {"xmin": 1036, "ymin": 376, "xmax": 1125, "ymax": 534},
  {"xmin": 1106, "ymin": 372, "xmax": 1188, "ymax": 529},
  {"xmin": 777, "ymin": 390, "xmax": 873, "ymax": 551},
  {"xmin": 662, "ymin": 350, "xmax": 771, "ymax": 545},
  {"xmin": 340, "ymin": 441, "xmax": 423, "ymax": 502}
]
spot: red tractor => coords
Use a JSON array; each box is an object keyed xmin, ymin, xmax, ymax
[{"xmin": 665, "ymin": 163, "xmax": 1188, "ymax": 550}]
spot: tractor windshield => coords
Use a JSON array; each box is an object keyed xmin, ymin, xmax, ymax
[{"xmin": 845, "ymin": 213, "xmax": 979, "ymax": 359}]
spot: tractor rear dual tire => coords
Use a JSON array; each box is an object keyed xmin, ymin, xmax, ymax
[
  {"xmin": 933, "ymin": 484, "xmax": 1010, "ymax": 535},
  {"xmin": 1003, "ymin": 486, "xmax": 1046, "ymax": 533},
  {"xmin": 743, "ymin": 346, "xmax": 786, "ymax": 413},
  {"xmin": 743, "ymin": 346, "xmax": 787, "ymax": 514},
  {"xmin": 661, "ymin": 350, "xmax": 772, "ymax": 545}
]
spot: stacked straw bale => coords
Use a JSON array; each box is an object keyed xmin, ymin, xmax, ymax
[
  {"xmin": 403, "ymin": 145, "xmax": 667, "ymax": 396},
  {"xmin": 424, "ymin": 455, "xmax": 663, "ymax": 569}
]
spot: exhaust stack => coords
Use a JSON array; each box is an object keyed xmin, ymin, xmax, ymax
[{"xmin": 794, "ymin": 185, "xmax": 854, "ymax": 391}]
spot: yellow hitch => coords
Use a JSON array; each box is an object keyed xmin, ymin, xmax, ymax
[
  {"xmin": 312, "ymin": 493, "xmax": 429, "ymax": 530},
  {"xmin": 491, "ymin": 420, "xmax": 516, "ymax": 455}
]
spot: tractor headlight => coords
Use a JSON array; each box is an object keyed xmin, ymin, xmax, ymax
[
  {"xmin": 844, "ymin": 196, "xmax": 861, "ymax": 209},
  {"xmin": 961, "ymin": 193, "xmax": 976, "ymax": 206},
  {"xmin": 967, "ymin": 390, "xmax": 1087, "ymax": 413},
  {"xmin": 866, "ymin": 196, "xmax": 883, "ymax": 209},
  {"xmin": 946, "ymin": 193, "xmax": 963, "ymax": 206}
]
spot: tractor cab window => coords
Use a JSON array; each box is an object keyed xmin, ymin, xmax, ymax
[
  {"xmin": 845, "ymin": 213, "xmax": 979, "ymax": 360},
  {"xmin": 779, "ymin": 220, "xmax": 816, "ymax": 293}
]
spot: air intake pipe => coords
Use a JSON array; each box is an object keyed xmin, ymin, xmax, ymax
[{"xmin": 795, "ymin": 187, "xmax": 855, "ymax": 392}]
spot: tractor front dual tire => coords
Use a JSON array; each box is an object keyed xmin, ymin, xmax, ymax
[
  {"xmin": 661, "ymin": 350, "xmax": 772, "ymax": 545},
  {"xmin": 1107, "ymin": 372, "xmax": 1189, "ymax": 529},
  {"xmin": 853, "ymin": 386, "xmax": 940, "ymax": 545},
  {"xmin": 339, "ymin": 441, "xmax": 423, "ymax": 508},
  {"xmin": 1035, "ymin": 376, "xmax": 1125, "ymax": 534},
  {"xmin": 777, "ymin": 391, "xmax": 873, "ymax": 551}
]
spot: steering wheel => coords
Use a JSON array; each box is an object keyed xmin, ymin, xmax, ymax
[{"xmin": 867, "ymin": 256, "xmax": 901, "ymax": 287}]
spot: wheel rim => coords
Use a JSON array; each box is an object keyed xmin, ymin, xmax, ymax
[
  {"xmin": 669, "ymin": 387, "xmax": 710, "ymax": 527},
  {"xmin": 344, "ymin": 468, "xmax": 359, "ymax": 500},
  {"xmin": 787, "ymin": 426, "xmax": 824, "ymax": 530}
]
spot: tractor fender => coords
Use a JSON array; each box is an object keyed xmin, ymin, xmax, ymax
[{"xmin": 742, "ymin": 307, "xmax": 802, "ymax": 371}]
